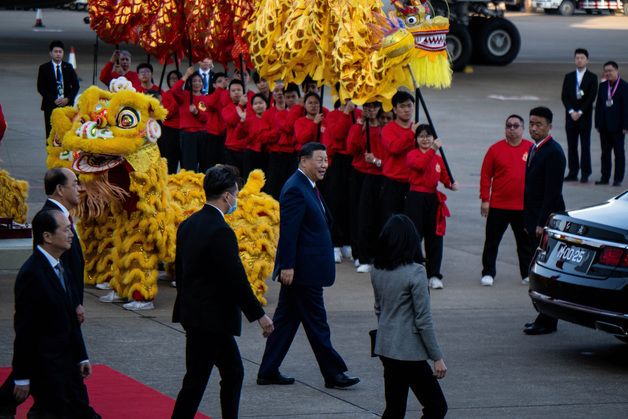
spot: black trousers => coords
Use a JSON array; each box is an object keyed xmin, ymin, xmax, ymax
[
  {"xmin": 379, "ymin": 357, "xmax": 447, "ymax": 419},
  {"xmin": 481, "ymin": 208, "xmax": 532, "ymax": 279},
  {"xmin": 349, "ymin": 169, "xmax": 365, "ymax": 258},
  {"xmin": 326, "ymin": 154, "xmax": 353, "ymax": 247},
  {"xmin": 180, "ymin": 130, "xmax": 209, "ymax": 173},
  {"xmin": 243, "ymin": 150, "xmax": 268, "ymax": 182},
  {"xmin": 527, "ymin": 230, "xmax": 559, "ymax": 330},
  {"xmin": 405, "ymin": 191, "xmax": 443, "ymax": 279},
  {"xmin": 172, "ymin": 330, "xmax": 244, "ymax": 419},
  {"xmin": 225, "ymin": 149, "xmax": 245, "ymax": 178},
  {"xmin": 258, "ymin": 284, "xmax": 347, "ymax": 380},
  {"xmin": 0, "ymin": 366, "xmax": 99, "ymax": 419},
  {"xmin": 43, "ymin": 108, "xmax": 53, "ymax": 142},
  {"xmin": 201, "ymin": 133, "xmax": 226, "ymax": 174},
  {"xmin": 266, "ymin": 152, "xmax": 296, "ymax": 200},
  {"xmin": 380, "ymin": 177, "xmax": 409, "ymax": 224},
  {"xmin": 357, "ymin": 173, "xmax": 383, "ymax": 264},
  {"xmin": 565, "ymin": 120, "xmax": 592, "ymax": 178},
  {"xmin": 599, "ymin": 129, "xmax": 625, "ymax": 183},
  {"xmin": 158, "ymin": 125, "xmax": 181, "ymax": 174}
]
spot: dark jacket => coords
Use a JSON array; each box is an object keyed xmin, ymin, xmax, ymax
[
  {"xmin": 273, "ymin": 170, "xmax": 335, "ymax": 288},
  {"xmin": 595, "ymin": 78, "xmax": 628, "ymax": 133},
  {"xmin": 42, "ymin": 199, "xmax": 84, "ymax": 304},
  {"xmin": 12, "ymin": 249, "xmax": 87, "ymax": 381},
  {"xmin": 37, "ymin": 61, "xmax": 79, "ymax": 111},
  {"xmin": 523, "ymin": 137, "xmax": 566, "ymax": 233},
  {"xmin": 561, "ymin": 69, "xmax": 598, "ymax": 127},
  {"xmin": 172, "ymin": 205, "xmax": 264, "ymax": 335}
]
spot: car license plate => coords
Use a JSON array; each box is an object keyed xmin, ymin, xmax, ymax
[{"xmin": 554, "ymin": 243, "xmax": 591, "ymax": 270}]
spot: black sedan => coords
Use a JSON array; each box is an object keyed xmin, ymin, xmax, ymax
[{"xmin": 529, "ymin": 191, "xmax": 628, "ymax": 343}]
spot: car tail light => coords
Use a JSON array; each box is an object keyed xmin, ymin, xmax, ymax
[
  {"xmin": 598, "ymin": 246, "xmax": 628, "ymax": 267},
  {"xmin": 539, "ymin": 230, "xmax": 549, "ymax": 251}
]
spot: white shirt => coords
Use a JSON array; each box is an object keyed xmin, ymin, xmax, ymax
[
  {"xmin": 576, "ymin": 68, "xmax": 586, "ymax": 89},
  {"xmin": 47, "ymin": 198, "xmax": 69, "ymax": 218},
  {"xmin": 298, "ymin": 169, "xmax": 324, "ymax": 212}
]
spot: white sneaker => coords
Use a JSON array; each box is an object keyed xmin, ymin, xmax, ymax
[
  {"xmin": 429, "ymin": 277, "xmax": 444, "ymax": 289},
  {"xmin": 334, "ymin": 247, "xmax": 342, "ymax": 264},
  {"xmin": 341, "ymin": 245, "xmax": 353, "ymax": 260},
  {"xmin": 123, "ymin": 300, "xmax": 155, "ymax": 311},
  {"xmin": 171, "ymin": 280, "xmax": 177, "ymax": 288},
  {"xmin": 354, "ymin": 259, "xmax": 361, "ymax": 268},
  {"xmin": 356, "ymin": 264, "xmax": 372, "ymax": 273},
  {"xmin": 99, "ymin": 290, "xmax": 125, "ymax": 303},
  {"xmin": 480, "ymin": 275, "xmax": 494, "ymax": 286},
  {"xmin": 521, "ymin": 277, "xmax": 530, "ymax": 285},
  {"xmin": 95, "ymin": 282, "xmax": 111, "ymax": 290}
]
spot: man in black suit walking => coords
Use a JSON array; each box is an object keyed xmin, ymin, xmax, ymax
[
  {"xmin": 256, "ymin": 142, "xmax": 360, "ymax": 389},
  {"xmin": 42, "ymin": 167, "xmax": 85, "ymax": 323},
  {"xmin": 522, "ymin": 107, "xmax": 566, "ymax": 336},
  {"xmin": 561, "ymin": 48, "xmax": 598, "ymax": 183},
  {"xmin": 0, "ymin": 210, "xmax": 99, "ymax": 419},
  {"xmin": 37, "ymin": 40, "xmax": 79, "ymax": 140},
  {"xmin": 172, "ymin": 165, "xmax": 273, "ymax": 419},
  {"xmin": 594, "ymin": 61, "xmax": 628, "ymax": 187}
]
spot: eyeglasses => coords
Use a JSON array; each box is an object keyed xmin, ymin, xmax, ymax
[{"xmin": 505, "ymin": 124, "xmax": 521, "ymax": 129}]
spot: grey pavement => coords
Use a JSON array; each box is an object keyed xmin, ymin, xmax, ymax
[{"xmin": 1, "ymin": 9, "xmax": 628, "ymax": 419}]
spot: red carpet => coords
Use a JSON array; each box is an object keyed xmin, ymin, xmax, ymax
[{"xmin": 0, "ymin": 365, "xmax": 210, "ymax": 418}]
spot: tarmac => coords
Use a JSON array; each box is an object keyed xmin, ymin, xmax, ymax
[{"xmin": 1, "ymin": 9, "xmax": 628, "ymax": 419}]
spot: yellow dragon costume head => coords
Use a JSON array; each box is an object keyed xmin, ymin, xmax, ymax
[{"xmin": 48, "ymin": 78, "xmax": 277, "ymax": 306}]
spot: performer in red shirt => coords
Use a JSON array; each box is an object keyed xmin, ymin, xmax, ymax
[
  {"xmin": 159, "ymin": 70, "xmax": 182, "ymax": 174},
  {"xmin": 405, "ymin": 124, "xmax": 458, "ymax": 290},
  {"xmin": 99, "ymin": 49, "xmax": 140, "ymax": 90},
  {"xmin": 170, "ymin": 67, "xmax": 210, "ymax": 172},
  {"xmin": 201, "ymin": 72, "xmax": 229, "ymax": 171},
  {"xmin": 294, "ymin": 92, "xmax": 325, "ymax": 151},
  {"xmin": 241, "ymin": 93, "xmax": 276, "ymax": 180},
  {"xmin": 136, "ymin": 63, "xmax": 162, "ymax": 94},
  {"xmin": 266, "ymin": 83, "xmax": 302, "ymax": 199},
  {"xmin": 222, "ymin": 79, "xmax": 249, "ymax": 175},
  {"xmin": 324, "ymin": 100, "xmax": 362, "ymax": 263},
  {"xmin": 380, "ymin": 91, "xmax": 416, "ymax": 222},
  {"xmin": 479, "ymin": 115, "xmax": 534, "ymax": 287},
  {"xmin": 346, "ymin": 102, "xmax": 391, "ymax": 273}
]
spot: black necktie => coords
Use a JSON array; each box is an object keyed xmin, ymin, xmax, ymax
[
  {"xmin": 527, "ymin": 145, "xmax": 537, "ymax": 167},
  {"xmin": 56, "ymin": 64, "xmax": 63, "ymax": 98},
  {"xmin": 202, "ymin": 73, "xmax": 208, "ymax": 93},
  {"xmin": 55, "ymin": 262, "xmax": 67, "ymax": 293}
]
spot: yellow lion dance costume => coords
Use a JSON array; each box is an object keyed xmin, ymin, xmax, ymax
[{"xmin": 47, "ymin": 78, "xmax": 278, "ymax": 309}]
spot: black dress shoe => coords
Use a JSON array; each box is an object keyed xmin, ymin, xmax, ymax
[
  {"xmin": 595, "ymin": 180, "xmax": 609, "ymax": 185},
  {"xmin": 564, "ymin": 175, "xmax": 578, "ymax": 181},
  {"xmin": 324, "ymin": 372, "xmax": 360, "ymax": 389},
  {"xmin": 524, "ymin": 322, "xmax": 535, "ymax": 328},
  {"xmin": 257, "ymin": 372, "xmax": 295, "ymax": 385},
  {"xmin": 612, "ymin": 181, "xmax": 622, "ymax": 187},
  {"xmin": 523, "ymin": 323, "xmax": 557, "ymax": 335},
  {"xmin": 580, "ymin": 176, "xmax": 589, "ymax": 183}
]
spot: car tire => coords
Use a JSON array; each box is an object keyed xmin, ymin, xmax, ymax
[
  {"xmin": 473, "ymin": 17, "xmax": 521, "ymax": 66},
  {"xmin": 446, "ymin": 21, "xmax": 472, "ymax": 72},
  {"xmin": 558, "ymin": 0, "xmax": 576, "ymax": 16}
]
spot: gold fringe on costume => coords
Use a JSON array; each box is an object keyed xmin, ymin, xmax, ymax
[{"xmin": 0, "ymin": 169, "xmax": 29, "ymax": 224}]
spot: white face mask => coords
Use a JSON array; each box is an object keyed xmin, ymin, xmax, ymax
[{"xmin": 225, "ymin": 192, "xmax": 237, "ymax": 215}]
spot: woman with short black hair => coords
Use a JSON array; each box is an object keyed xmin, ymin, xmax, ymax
[{"xmin": 371, "ymin": 214, "xmax": 448, "ymax": 419}]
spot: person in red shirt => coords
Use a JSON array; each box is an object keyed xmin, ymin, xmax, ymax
[
  {"xmin": 479, "ymin": 115, "xmax": 534, "ymax": 287},
  {"xmin": 294, "ymin": 92, "xmax": 325, "ymax": 151},
  {"xmin": 324, "ymin": 99, "xmax": 362, "ymax": 263},
  {"xmin": 159, "ymin": 70, "xmax": 182, "ymax": 174},
  {"xmin": 136, "ymin": 63, "xmax": 162, "ymax": 94},
  {"xmin": 405, "ymin": 124, "xmax": 458, "ymax": 290},
  {"xmin": 99, "ymin": 49, "xmax": 140, "ymax": 90},
  {"xmin": 266, "ymin": 83, "xmax": 302, "ymax": 199},
  {"xmin": 241, "ymin": 93, "xmax": 275, "ymax": 180},
  {"xmin": 222, "ymin": 79, "xmax": 249, "ymax": 175},
  {"xmin": 380, "ymin": 91, "xmax": 417, "ymax": 222},
  {"xmin": 202, "ymin": 72, "xmax": 229, "ymax": 171},
  {"xmin": 170, "ymin": 67, "xmax": 210, "ymax": 172},
  {"xmin": 346, "ymin": 102, "xmax": 390, "ymax": 273}
]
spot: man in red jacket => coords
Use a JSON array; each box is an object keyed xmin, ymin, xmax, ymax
[{"xmin": 479, "ymin": 115, "xmax": 534, "ymax": 287}]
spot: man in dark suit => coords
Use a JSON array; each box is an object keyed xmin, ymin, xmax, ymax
[
  {"xmin": 37, "ymin": 40, "xmax": 79, "ymax": 140},
  {"xmin": 257, "ymin": 142, "xmax": 360, "ymax": 389},
  {"xmin": 0, "ymin": 210, "xmax": 99, "ymax": 419},
  {"xmin": 522, "ymin": 107, "xmax": 566, "ymax": 336},
  {"xmin": 561, "ymin": 48, "xmax": 598, "ymax": 183},
  {"xmin": 594, "ymin": 61, "xmax": 628, "ymax": 187},
  {"xmin": 172, "ymin": 165, "xmax": 273, "ymax": 419},
  {"xmin": 42, "ymin": 167, "xmax": 85, "ymax": 323}
]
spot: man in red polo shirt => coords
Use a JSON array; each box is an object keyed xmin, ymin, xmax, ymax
[{"xmin": 479, "ymin": 114, "xmax": 534, "ymax": 287}]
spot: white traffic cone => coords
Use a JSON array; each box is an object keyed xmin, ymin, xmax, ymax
[
  {"xmin": 33, "ymin": 9, "xmax": 45, "ymax": 28},
  {"xmin": 68, "ymin": 46, "xmax": 81, "ymax": 80}
]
